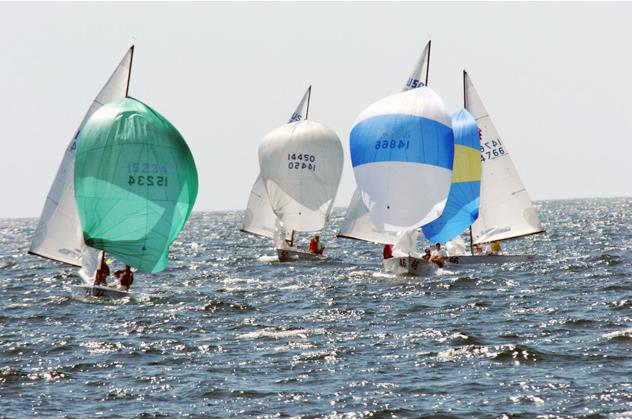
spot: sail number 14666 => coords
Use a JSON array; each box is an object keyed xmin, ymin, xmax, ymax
[{"xmin": 375, "ymin": 140, "xmax": 410, "ymax": 150}]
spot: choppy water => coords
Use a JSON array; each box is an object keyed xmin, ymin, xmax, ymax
[{"xmin": 1, "ymin": 198, "xmax": 631, "ymax": 418}]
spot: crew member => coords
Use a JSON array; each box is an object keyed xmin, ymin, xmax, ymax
[
  {"xmin": 308, "ymin": 235, "xmax": 324, "ymax": 255},
  {"xmin": 94, "ymin": 258, "xmax": 110, "ymax": 286},
  {"xmin": 119, "ymin": 265, "xmax": 134, "ymax": 290},
  {"xmin": 430, "ymin": 242, "xmax": 447, "ymax": 267},
  {"xmin": 383, "ymin": 244, "xmax": 394, "ymax": 260},
  {"xmin": 489, "ymin": 240, "xmax": 502, "ymax": 255}
]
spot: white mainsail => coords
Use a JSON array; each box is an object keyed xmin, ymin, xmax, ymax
[
  {"xmin": 288, "ymin": 85, "xmax": 312, "ymax": 123},
  {"xmin": 338, "ymin": 41, "xmax": 431, "ymax": 242},
  {"xmin": 29, "ymin": 46, "xmax": 134, "ymax": 266},
  {"xmin": 259, "ymin": 120, "xmax": 343, "ymax": 232},
  {"xmin": 464, "ymin": 71, "xmax": 544, "ymax": 244},
  {"xmin": 241, "ymin": 86, "xmax": 312, "ymax": 237}
]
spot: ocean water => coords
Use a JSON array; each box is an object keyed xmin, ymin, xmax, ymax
[{"xmin": 1, "ymin": 198, "xmax": 631, "ymax": 418}]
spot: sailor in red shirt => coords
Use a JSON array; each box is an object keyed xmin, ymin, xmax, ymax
[
  {"xmin": 308, "ymin": 235, "xmax": 324, "ymax": 255},
  {"xmin": 383, "ymin": 244, "xmax": 394, "ymax": 260}
]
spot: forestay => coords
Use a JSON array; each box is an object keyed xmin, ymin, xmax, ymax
[
  {"xmin": 464, "ymin": 71, "xmax": 544, "ymax": 244},
  {"xmin": 242, "ymin": 87, "xmax": 312, "ymax": 238},
  {"xmin": 29, "ymin": 46, "xmax": 134, "ymax": 266},
  {"xmin": 258, "ymin": 120, "xmax": 343, "ymax": 232},
  {"xmin": 350, "ymin": 87, "xmax": 454, "ymax": 232},
  {"xmin": 74, "ymin": 97, "xmax": 198, "ymax": 273},
  {"xmin": 422, "ymin": 108, "xmax": 481, "ymax": 243}
]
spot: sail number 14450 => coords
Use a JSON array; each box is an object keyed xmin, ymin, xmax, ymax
[{"xmin": 288, "ymin": 153, "xmax": 317, "ymax": 171}]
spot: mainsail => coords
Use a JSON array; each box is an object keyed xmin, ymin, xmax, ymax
[
  {"xmin": 241, "ymin": 86, "xmax": 312, "ymax": 238},
  {"xmin": 258, "ymin": 120, "xmax": 343, "ymax": 232},
  {"xmin": 74, "ymin": 97, "xmax": 198, "ymax": 273},
  {"xmin": 338, "ymin": 42, "xmax": 431, "ymax": 242},
  {"xmin": 350, "ymin": 87, "xmax": 454, "ymax": 232},
  {"xmin": 403, "ymin": 40, "xmax": 431, "ymax": 91},
  {"xmin": 29, "ymin": 46, "xmax": 134, "ymax": 266},
  {"xmin": 464, "ymin": 71, "xmax": 544, "ymax": 244},
  {"xmin": 422, "ymin": 108, "xmax": 481, "ymax": 243}
]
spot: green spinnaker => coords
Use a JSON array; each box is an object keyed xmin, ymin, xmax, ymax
[{"xmin": 74, "ymin": 97, "xmax": 198, "ymax": 273}]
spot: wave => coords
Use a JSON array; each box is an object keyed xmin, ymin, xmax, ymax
[
  {"xmin": 236, "ymin": 327, "xmax": 326, "ymax": 341},
  {"xmin": 201, "ymin": 299, "xmax": 254, "ymax": 312},
  {"xmin": 437, "ymin": 344, "xmax": 547, "ymax": 363},
  {"xmin": 603, "ymin": 329, "xmax": 632, "ymax": 341}
]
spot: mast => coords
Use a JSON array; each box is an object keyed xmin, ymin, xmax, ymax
[
  {"xmin": 305, "ymin": 85, "xmax": 312, "ymax": 120},
  {"xmin": 465, "ymin": 70, "xmax": 473, "ymax": 255},
  {"xmin": 126, "ymin": 45, "xmax": 135, "ymax": 96},
  {"xmin": 425, "ymin": 40, "xmax": 431, "ymax": 86}
]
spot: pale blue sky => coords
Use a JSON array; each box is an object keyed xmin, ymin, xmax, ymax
[{"xmin": 1, "ymin": 2, "xmax": 630, "ymax": 217}]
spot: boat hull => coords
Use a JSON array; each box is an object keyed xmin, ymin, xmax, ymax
[
  {"xmin": 445, "ymin": 254, "xmax": 535, "ymax": 265},
  {"xmin": 276, "ymin": 248, "xmax": 327, "ymax": 262},
  {"xmin": 75, "ymin": 285, "xmax": 130, "ymax": 299},
  {"xmin": 383, "ymin": 256, "xmax": 436, "ymax": 276}
]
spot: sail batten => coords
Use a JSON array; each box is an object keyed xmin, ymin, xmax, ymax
[
  {"xmin": 464, "ymin": 71, "xmax": 544, "ymax": 245},
  {"xmin": 29, "ymin": 46, "xmax": 134, "ymax": 267}
]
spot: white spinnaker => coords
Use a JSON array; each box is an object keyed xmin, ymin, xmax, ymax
[
  {"xmin": 259, "ymin": 120, "xmax": 343, "ymax": 232},
  {"xmin": 242, "ymin": 87, "xmax": 312, "ymax": 237},
  {"xmin": 337, "ymin": 188, "xmax": 398, "ymax": 244},
  {"xmin": 241, "ymin": 175, "xmax": 278, "ymax": 239},
  {"xmin": 29, "ymin": 46, "xmax": 134, "ymax": 266},
  {"xmin": 403, "ymin": 40, "xmax": 431, "ymax": 91},
  {"xmin": 464, "ymin": 71, "xmax": 544, "ymax": 244}
]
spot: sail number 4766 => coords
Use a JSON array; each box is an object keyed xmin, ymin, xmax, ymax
[{"xmin": 480, "ymin": 139, "xmax": 506, "ymax": 162}]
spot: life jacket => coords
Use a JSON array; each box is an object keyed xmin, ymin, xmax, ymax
[
  {"xmin": 383, "ymin": 245, "xmax": 393, "ymax": 259},
  {"xmin": 308, "ymin": 239, "xmax": 319, "ymax": 254},
  {"xmin": 120, "ymin": 271, "xmax": 133, "ymax": 289}
]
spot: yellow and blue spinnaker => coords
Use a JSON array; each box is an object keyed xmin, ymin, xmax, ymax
[{"xmin": 422, "ymin": 108, "xmax": 481, "ymax": 243}]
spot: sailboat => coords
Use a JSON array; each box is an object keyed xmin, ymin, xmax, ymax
[
  {"xmin": 442, "ymin": 71, "xmax": 544, "ymax": 264},
  {"xmin": 241, "ymin": 87, "xmax": 311, "ymax": 241},
  {"xmin": 29, "ymin": 46, "xmax": 198, "ymax": 298},
  {"xmin": 348, "ymin": 41, "xmax": 455, "ymax": 276},
  {"xmin": 338, "ymin": 41, "xmax": 431, "ymax": 246},
  {"xmin": 255, "ymin": 87, "xmax": 343, "ymax": 262},
  {"xmin": 339, "ymin": 41, "xmax": 445, "ymax": 275}
]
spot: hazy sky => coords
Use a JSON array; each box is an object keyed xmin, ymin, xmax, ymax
[{"xmin": 1, "ymin": 2, "xmax": 630, "ymax": 218}]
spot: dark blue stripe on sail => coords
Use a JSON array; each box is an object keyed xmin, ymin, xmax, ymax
[{"xmin": 350, "ymin": 114, "xmax": 454, "ymax": 170}]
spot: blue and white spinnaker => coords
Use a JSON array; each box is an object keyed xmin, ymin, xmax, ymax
[{"xmin": 350, "ymin": 86, "xmax": 454, "ymax": 232}]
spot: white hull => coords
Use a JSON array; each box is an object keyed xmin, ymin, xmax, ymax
[
  {"xmin": 74, "ymin": 284, "xmax": 130, "ymax": 299},
  {"xmin": 383, "ymin": 256, "xmax": 436, "ymax": 277},
  {"xmin": 276, "ymin": 248, "xmax": 327, "ymax": 263},
  {"xmin": 445, "ymin": 254, "xmax": 535, "ymax": 265}
]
